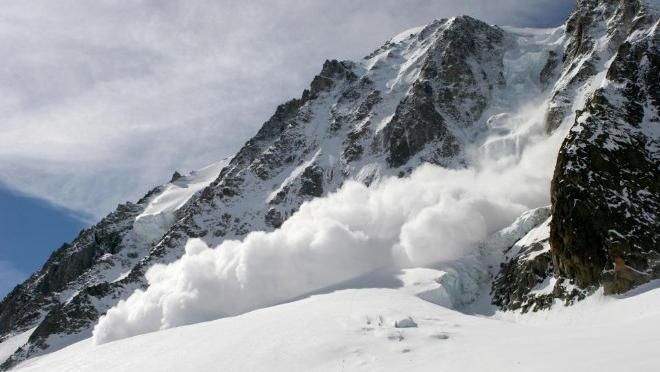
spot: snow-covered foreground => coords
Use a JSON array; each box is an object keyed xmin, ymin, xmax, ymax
[{"xmin": 14, "ymin": 272, "xmax": 660, "ymax": 372}]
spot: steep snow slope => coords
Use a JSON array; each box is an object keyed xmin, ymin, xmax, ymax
[
  {"xmin": 13, "ymin": 278, "xmax": 660, "ymax": 372},
  {"xmin": 133, "ymin": 161, "xmax": 229, "ymax": 242},
  {"xmin": 0, "ymin": 330, "xmax": 33, "ymax": 365}
]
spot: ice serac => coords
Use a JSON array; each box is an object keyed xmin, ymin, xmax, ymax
[{"xmin": 550, "ymin": 0, "xmax": 660, "ymax": 294}]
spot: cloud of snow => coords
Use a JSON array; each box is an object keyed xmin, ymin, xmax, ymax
[{"xmin": 93, "ymin": 98, "xmax": 568, "ymax": 344}]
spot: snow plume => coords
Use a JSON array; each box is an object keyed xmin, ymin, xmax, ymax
[{"xmin": 93, "ymin": 101, "xmax": 567, "ymax": 344}]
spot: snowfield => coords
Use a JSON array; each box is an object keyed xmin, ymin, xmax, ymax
[{"xmin": 13, "ymin": 275, "xmax": 660, "ymax": 372}]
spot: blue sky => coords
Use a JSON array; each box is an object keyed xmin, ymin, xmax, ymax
[
  {"xmin": 0, "ymin": 186, "xmax": 87, "ymax": 297},
  {"xmin": 0, "ymin": 0, "xmax": 574, "ymax": 297}
]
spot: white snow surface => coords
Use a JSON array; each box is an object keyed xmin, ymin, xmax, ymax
[
  {"xmin": 138, "ymin": 161, "xmax": 228, "ymax": 219},
  {"xmin": 14, "ymin": 279, "xmax": 660, "ymax": 372},
  {"xmin": 132, "ymin": 159, "xmax": 229, "ymax": 242},
  {"xmin": 0, "ymin": 328, "xmax": 35, "ymax": 363}
]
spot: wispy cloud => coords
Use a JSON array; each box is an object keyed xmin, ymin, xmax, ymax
[{"xmin": 0, "ymin": 0, "xmax": 574, "ymax": 219}]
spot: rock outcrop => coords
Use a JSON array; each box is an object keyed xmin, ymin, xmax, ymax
[
  {"xmin": 493, "ymin": 0, "xmax": 659, "ymax": 310},
  {"xmin": 550, "ymin": 1, "xmax": 659, "ymax": 294}
]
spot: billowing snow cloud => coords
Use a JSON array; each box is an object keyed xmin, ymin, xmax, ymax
[{"xmin": 93, "ymin": 101, "xmax": 567, "ymax": 343}]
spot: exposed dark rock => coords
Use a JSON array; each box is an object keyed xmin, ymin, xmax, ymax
[
  {"xmin": 544, "ymin": 0, "xmax": 655, "ymax": 133},
  {"xmin": 343, "ymin": 125, "xmax": 370, "ymax": 162},
  {"xmin": 492, "ymin": 233, "xmax": 587, "ymax": 312},
  {"xmin": 540, "ymin": 50, "xmax": 559, "ymax": 87},
  {"xmin": 382, "ymin": 84, "xmax": 451, "ymax": 168},
  {"xmin": 492, "ymin": 241, "xmax": 555, "ymax": 312},
  {"xmin": 299, "ymin": 165, "xmax": 324, "ymax": 197},
  {"xmin": 426, "ymin": 16, "xmax": 505, "ymax": 127},
  {"xmin": 169, "ymin": 171, "xmax": 183, "ymax": 182},
  {"xmin": 265, "ymin": 208, "xmax": 284, "ymax": 229},
  {"xmin": 0, "ymin": 202, "xmax": 141, "ymax": 339},
  {"xmin": 550, "ymin": 15, "xmax": 659, "ymax": 293},
  {"xmin": 492, "ymin": 2, "xmax": 658, "ymax": 309},
  {"xmin": 379, "ymin": 17, "xmax": 504, "ymax": 168},
  {"xmin": 307, "ymin": 60, "xmax": 357, "ymax": 99},
  {"xmin": 354, "ymin": 90, "xmax": 382, "ymax": 122}
]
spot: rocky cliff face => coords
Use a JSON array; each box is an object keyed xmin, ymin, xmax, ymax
[
  {"xmin": 1, "ymin": 0, "xmax": 658, "ymax": 368},
  {"xmin": 550, "ymin": 0, "xmax": 659, "ymax": 294},
  {"xmin": 492, "ymin": 0, "xmax": 659, "ymax": 311},
  {"xmin": 0, "ymin": 201, "xmax": 143, "ymax": 339}
]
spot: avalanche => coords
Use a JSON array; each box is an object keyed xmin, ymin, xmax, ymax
[{"xmin": 90, "ymin": 22, "xmax": 571, "ymax": 345}]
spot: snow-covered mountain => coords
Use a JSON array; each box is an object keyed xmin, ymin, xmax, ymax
[{"xmin": 1, "ymin": 0, "xmax": 658, "ymax": 370}]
